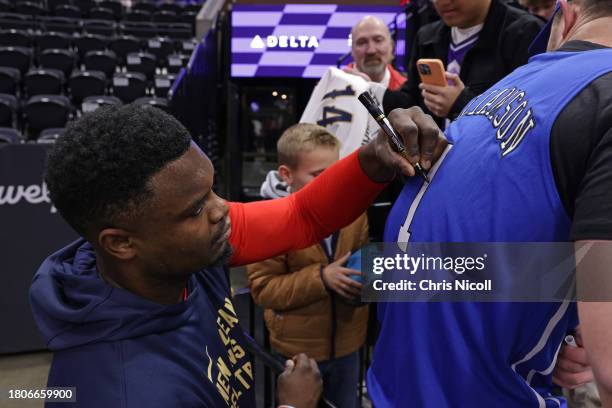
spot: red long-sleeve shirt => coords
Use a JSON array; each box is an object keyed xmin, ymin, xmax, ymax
[{"xmin": 227, "ymin": 150, "xmax": 387, "ymax": 266}]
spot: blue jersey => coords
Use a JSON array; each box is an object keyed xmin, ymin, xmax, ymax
[{"xmin": 369, "ymin": 49, "xmax": 612, "ymax": 407}]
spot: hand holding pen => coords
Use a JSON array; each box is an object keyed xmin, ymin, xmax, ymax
[
  {"xmin": 553, "ymin": 328, "xmax": 594, "ymax": 389},
  {"xmin": 358, "ymin": 91, "xmax": 444, "ymax": 182}
]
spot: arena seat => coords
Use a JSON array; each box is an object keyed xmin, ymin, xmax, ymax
[
  {"xmin": 109, "ymin": 34, "xmax": 140, "ymax": 64},
  {"xmin": 98, "ymin": 0, "xmax": 122, "ymax": 16},
  {"xmin": 37, "ymin": 31, "xmax": 72, "ymax": 51},
  {"xmin": 24, "ymin": 68, "xmax": 64, "ymax": 97},
  {"xmin": 69, "ymin": 69, "xmax": 106, "ymax": 104},
  {"xmin": 0, "ymin": 46, "xmax": 32, "ymax": 75},
  {"xmin": 111, "ymin": 71, "xmax": 146, "ymax": 103},
  {"xmin": 132, "ymin": 0, "xmax": 157, "ymax": 14},
  {"xmin": 125, "ymin": 9, "xmax": 151, "ymax": 22},
  {"xmin": 23, "ymin": 94, "xmax": 72, "ymax": 139},
  {"xmin": 83, "ymin": 49, "xmax": 117, "ymax": 78},
  {"xmin": 0, "ymin": 29, "xmax": 33, "ymax": 47},
  {"xmin": 40, "ymin": 16, "xmax": 80, "ymax": 34},
  {"xmin": 0, "ymin": 93, "xmax": 18, "ymax": 127},
  {"xmin": 39, "ymin": 48, "xmax": 75, "ymax": 78},
  {"xmin": 153, "ymin": 10, "xmax": 178, "ymax": 23},
  {"xmin": 15, "ymin": 1, "xmax": 46, "ymax": 17},
  {"xmin": 0, "ymin": 67, "xmax": 20, "ymax": 95},
  {"xmin": 82, "ymin": 19, "xmax": 116, "ymax": 36},
  {"xmin": 145, "ymin": 36, "xmax": 174, "ymax": 66},
  {"xmin": 0, "ymin": 126, "xmax": 22, "ymax": 143},
  {"xmin": 74, "ymin": 33, "xmax": 107, "ymax": 60},
  {"xmin": 82, "ymin": 94, "xmax": 121, "ymax": 112},
  {"xmin": 133, "ymin": 95, "xmax": 169, "ymax": 112},
  {"xmin": 37, "ymin": 126, "xmax": 64, "ymax": 143},
  {"xmin": 0, "ymin": 12, "xmax": 38, "ymax": 30},
  {"xmin": 153, "ymin": 73, "xmax": 175, "ymax": 98},
  {"xmin": 126, "ymin": 51, "xmax": 156, "ymax": 80},
  {"xmin": 88, "ymin": 6, "xmax": 114, "ymax": 21},
  {"xmin": 54, "ymin": 5, "xmax": 81, "ymax": 19}
]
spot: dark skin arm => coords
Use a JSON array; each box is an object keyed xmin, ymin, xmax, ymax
[
  {"xmin": 277, "ymin": 354, "xmax": 322, "ymax": 408},
  {"xmin": 358, "ymin": 106, "xmax": 447, "ymax": 181},
  {"xmin": 229, "ymin": 107, "xmax": 447, "ymax": 267}
]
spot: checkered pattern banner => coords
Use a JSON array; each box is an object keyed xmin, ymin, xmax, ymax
[{"xmin": 231, "ymin": 4, "xmax": 406, "ymax": 78}]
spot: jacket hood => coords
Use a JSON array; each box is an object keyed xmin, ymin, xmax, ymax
[
  {"xmin": 260, "ymin": 170, "xmax": 289, "ymax": 199},
  {"xmin": 29, "ymin": 239, "xmax": 195, "ymax": 351}
]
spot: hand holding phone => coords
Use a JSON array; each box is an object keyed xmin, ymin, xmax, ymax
[{"xmin": 417, "ymin": 58, "xmax": 447, "ymax": 87}]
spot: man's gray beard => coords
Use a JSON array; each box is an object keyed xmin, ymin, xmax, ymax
[{"xmin": 361, "ymin": 63, "xmax": 386, "ymax": 81}]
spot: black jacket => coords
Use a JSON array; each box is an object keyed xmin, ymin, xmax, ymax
[{"xmin": 383, "ymin": 0, "xmax": 544, "ymax": 126}]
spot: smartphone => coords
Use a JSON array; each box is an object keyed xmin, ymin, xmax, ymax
[{"xmin": 417, "ymin": 58, "xmax": 447, "ymax": 87}]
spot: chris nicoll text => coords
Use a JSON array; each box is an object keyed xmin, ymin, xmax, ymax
[{"xmin": 372, "ymin": 279, "xmax": 493, "ymax": 292}]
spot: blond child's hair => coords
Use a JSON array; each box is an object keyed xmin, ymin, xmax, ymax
[{"xmin": 277, "ymin": 123, "xmax": 340, "ymax": 168}]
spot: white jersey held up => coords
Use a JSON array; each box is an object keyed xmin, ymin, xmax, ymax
[{"xmin": 300, "ymin": 67, "xmax": 381, "ymax": 158}]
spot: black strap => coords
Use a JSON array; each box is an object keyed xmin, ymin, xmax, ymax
[
  {"xmin": 319, "ymin": 231, "xmax": 340, "ymax": 361},
  {"xmin": 330, "ymin": 293, "xmax": 337, "ymax": 360}
]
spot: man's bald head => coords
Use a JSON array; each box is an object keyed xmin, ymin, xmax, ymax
[
  {"xmin": 351, "ymin": 16, "xmax": 394, "ymax": 83},
  {"xmin": 351, "ymin": 16, "xmax": 391, "ymax": 39}
]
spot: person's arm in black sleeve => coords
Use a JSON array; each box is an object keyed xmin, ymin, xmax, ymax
[
  {"xmin": 503, "ymin": 14, "xmax": 545, "ymax": 72},
  {"xmin": 573, "ymin": 121, "xmax": 612, "ymax": 407},
  {"xmin": 550, "ymin": 69, "xmax": 612, "ymax": 238},
  {"xmin": 382, "ymin": 88, "xmax": 412, "ymax": 115},
  {"xmin": 448, "ymin": 14, "xmax": 544, "ymax": 120},
  {"xmin": 550, "ymin": 65, "xmax": 612, "ymax": 405},
  {"xmin": 571, "ymin": 123, "xmax": 612, "ymax": 239},
  {"xmin": 447, "ymin": 87, "xmax": 477, "ymax": 120},
  {"xmin": 382, "ymin": 28, "xmax": 428, "ymax": 114}
]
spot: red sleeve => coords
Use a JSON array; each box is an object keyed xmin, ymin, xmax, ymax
[{"xmin": 227, "ymin": 149, "xmax": 387, "ymax": 266}]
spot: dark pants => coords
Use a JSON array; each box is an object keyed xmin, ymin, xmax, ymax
[{"xmin": 317, "ymin": 351, "xmax": 360, "ymax": 408}]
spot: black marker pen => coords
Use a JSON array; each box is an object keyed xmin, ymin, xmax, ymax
[{"xmin": 358, "ymin": 92, "xmax": 429, "ymax": 183}]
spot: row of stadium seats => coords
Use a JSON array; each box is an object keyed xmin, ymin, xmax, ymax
[
  {"xmin": 0, "ymin": 4, "xmax": 197, "ymax": 24},
  {"xmin": 0, "ymin": 30, "xmax": 197, "ymax": 64},
  {"xmin": 0, "ymin": 92, "xmax": 169, "ymax": 140},
  {"xmin": 0, "ymin": 67, "xmax": 175, "ymax": 102},
  {"xmin": 0, "ymin": 0, "xmax": 201, "ymax": 19},
  {"xmin": 0, "ymin": 45, "xmax": 190, "ymax": 79},
  {"xmin": 0, "ymin": 1, "xmax": 193, "ymax": 141},
  {"xmin": 0, "ymin": 13, "xmax": 194, "ymax": 38},
  {"xmin": 0, "ymin": 125, "xmax": 66, "ymax": 143}
]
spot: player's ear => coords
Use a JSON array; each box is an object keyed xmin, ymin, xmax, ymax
[
  {"xmin": 278, "ymin": 165, "xmax": 294, "ymax": 187},
  {"xmin": 98, "ymin": 228, "xmax": 137, "ymax": 261},
  {"xmin": 559, "ymin": 0, "xmax": 577, "ymax": 39}
]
